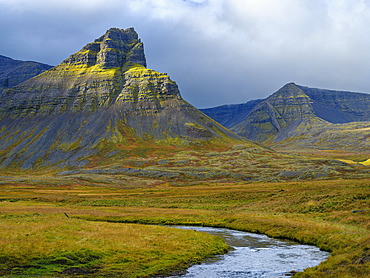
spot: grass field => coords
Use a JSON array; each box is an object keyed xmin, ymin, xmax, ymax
[
  {"xmin": 0, "ymin": 214, "xmax": 227, "ymax": 277},
  {"xmin": 0, "ymin": 173, "xmax": 369, "ymax": 277}
]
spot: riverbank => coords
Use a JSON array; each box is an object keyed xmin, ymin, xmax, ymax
[
  {"xmin": 168, "ymin": 226, "xmax": 330, "ymax": 277},
  {"xmin": 0, "ymin": 177, "xmax": 369, "ymax": 277}
]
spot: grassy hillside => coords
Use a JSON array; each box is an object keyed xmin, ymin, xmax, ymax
[{"xmin": 267, "ymin": 121, "xmax": 370, "ymax": 154}]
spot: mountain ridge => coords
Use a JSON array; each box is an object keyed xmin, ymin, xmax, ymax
[
  {"xmin": 200, "ymin": 99, "xmax": 264, "ymax": 129},
  {"xmin": 297, "ymin": 84, "xmax": 370, "ymax": 123},
  {"xmin": 0, "ymin": 55, "xmax": 52, "ymax": 93}
]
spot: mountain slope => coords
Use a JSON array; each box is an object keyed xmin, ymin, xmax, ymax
[
  {"xmin": 297, "ymin": 85, "xmax": 370, "ymax": 123},
  {"xmin": 0, "ymin": 28, "xmax": 242, "ymax": 169},
  {"xmin": 0, "ymin": 55, "xmax": 52, "ymax": 93},
  {"xmin": 200, "ymin": 99, "xmax": 264, "ymax": 129}
]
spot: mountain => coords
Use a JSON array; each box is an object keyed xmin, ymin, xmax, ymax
[
  {"xmin": 200, "ymin": 99, "xmax": 264, "ymax": 130},
  {"xmin": 201, "ymin": 83, "xmax": 370, "ymax": 152},
  {"xmin": 0, "ymin": 55, "xmax": 52, "ymax": 93},
  {"xmin": 0, "ymin": 27, "xmax": 241, "ymax": 169},
  {"xmin": 232, "ymin": 83, "xmax": 369, "ymax": 142}
]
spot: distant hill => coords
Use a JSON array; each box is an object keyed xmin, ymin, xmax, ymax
[
  {"xmin": 232, "ymin": 83, "xmax": 370, "ymax": 141},
  {"xmin": 0, "ymin": 55, "xmax": 52, "ymax": 93},
  {"xmin": 200, "ymin": 99, "xmax": 264, "ymax": 129},
  {"xmin": 0, "ymin": 28, "xmax": 243, "ymax": 169},
  {"xmin": 202, "ymin": 83, "xmax": 370, "ymax": 151}
]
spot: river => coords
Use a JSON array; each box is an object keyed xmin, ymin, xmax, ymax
[{"xmin": 168, "ymin": 226, "xmax": 329, "ymax": 278}]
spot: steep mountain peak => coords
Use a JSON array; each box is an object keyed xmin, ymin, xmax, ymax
[
  {"xmin": 271, "ymin": 82, "xmax": 308, "ymax": 99},
  {"xmin": 64, "ymin": 27, "xmax": 146, "ymax": 69},
  {"xmin": 281, "ymin": 82, "xmax": 297, "ymax": 87},
  {"xmin": 0, "ymin": 27, "xmax": 241, "ymax": 169}
]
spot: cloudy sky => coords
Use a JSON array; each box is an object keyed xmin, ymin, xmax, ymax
[{"xmin": 0, "ymin": 0, "xmax": 369, "ymax": 108}]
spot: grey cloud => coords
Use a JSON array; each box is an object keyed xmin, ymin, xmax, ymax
[{"xmin": 0, "ymin": 0, "xmax": 369, "ymax": 108}]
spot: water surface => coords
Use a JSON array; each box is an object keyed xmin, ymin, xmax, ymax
[{"xmin": 169, "ymin": 226, "xmax": 329, "ymax": 278}]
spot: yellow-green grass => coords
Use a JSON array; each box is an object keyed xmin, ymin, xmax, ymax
[
  {"xmin": 0, "ymin": 213, "xmax": 227, "ymax": 277},
  {"xmin": 0, "ymin": 177, "xmax": 369, "ymax": 277},
  {"xmin": 272, "ymin": 146, "xmax": 370, "ymax": 161}
]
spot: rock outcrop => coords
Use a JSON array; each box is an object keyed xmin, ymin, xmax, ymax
[
  {"xmin": 63, "ymin": 27, "xmax": 146, "ymax": 68},
  {"xmin": 0, "ymin": 28, "xmax": 241, "ymax": 169}
]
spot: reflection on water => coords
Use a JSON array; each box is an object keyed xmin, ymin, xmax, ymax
[{"xmin": 168, "ymin": 226, "xmax": 329, "ymax": 278}]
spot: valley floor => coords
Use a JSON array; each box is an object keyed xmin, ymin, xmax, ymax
[{"xmin": 0, "ymin": 174, "xmax": 369, "ymax": 277}]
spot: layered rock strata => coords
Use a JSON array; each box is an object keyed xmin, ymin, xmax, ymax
[{"xmin": 0, "ymin": 28, "xmax": 239, "ymax": 168}]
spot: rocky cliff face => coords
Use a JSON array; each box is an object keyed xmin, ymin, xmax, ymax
[
  {"xmin": 0, "ymin": 55, "xmax": 52, "ymax": 93},
  {"xmin": 0, "ymin": 28, "xmax": 150, "ymax": 118},
  {"xmin": 63, "ymin": 27, "xmax": 146, "ymax": 68},
  {"xmin": 0, "ymin": 28, "xmax": 240, "ymax": 169}
]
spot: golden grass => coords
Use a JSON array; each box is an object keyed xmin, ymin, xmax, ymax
[{"xmin": 0, "ymin": 174, "xmax": 369, "ymax": 277}]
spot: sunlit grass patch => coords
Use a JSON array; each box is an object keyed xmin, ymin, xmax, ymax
[{"xmin": 0, "ymin": 213, "xmax": 228, "ymax": 277}]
